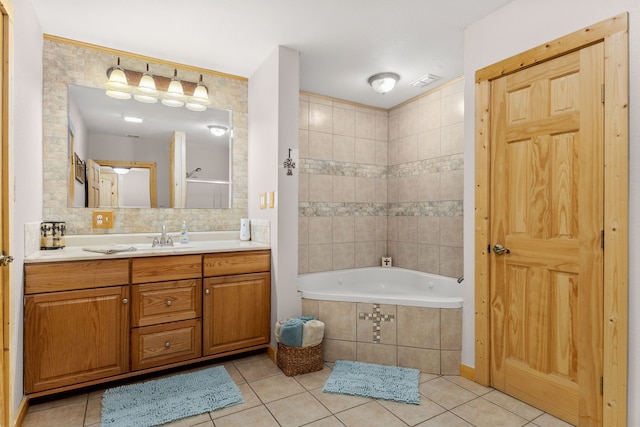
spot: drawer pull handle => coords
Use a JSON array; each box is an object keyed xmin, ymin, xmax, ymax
[
  {"xmin": 165, "ymin": 342, "xmax": 171, "ymax": 348},
  {"xmin": 166, "ymin": 300, "xmax": 172, "ymax": 306},
  {"xmin": 122, "ymin": 298, "xmax": 128, "ymax": 304},
  {"xmin": 205, "ymin": 288, "xmax": 210, "ymax": 295}
]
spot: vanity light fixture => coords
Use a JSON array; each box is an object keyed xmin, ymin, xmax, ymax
[
  {"xmin": 368, "ymin": 72, "xmax": 400, "ymax": 94},
  {"xmin": 105, "ymin": 63, "xmax": 211, "ymax": 111},
  {"xmin": 161, "ymin": 69, "xmax": 187, "ymax": 107},
  {"xmin": 134, "ymin": 63, "xmax": 159, "ymax": 103},
  {"xmin": 105, "ymin": 57, "xmax": 132, "ymax": 99},
  {"xmin": 186, "ymin": 74, "xmax": 212, "ymax": 112},
  {"xmin": 112, "ymin": 167, "xmax": 130, "ymax": 175},
  {"xmin": 207, "ymin": 125, "xmax": 228, "ymax": 136}
]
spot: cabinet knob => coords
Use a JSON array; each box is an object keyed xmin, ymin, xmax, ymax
[
  {"xmin": 205, "ymin": 288, "xmax": 210, "ymax": 295},
  {"xmin": 122, "ymin": 298, "xmax": 128, "ymax": 304},
  {"xmin": 165, "ymin": 342, "xmax": 171, "ymax": 348},
  {"xmin": 166, "ymin": 300, "xmax": 172, "ymax": 306}
]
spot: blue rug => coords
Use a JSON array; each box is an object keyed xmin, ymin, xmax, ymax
[
  {"xmin": 101, "ymin": 366, "xmax": 243, "ymax": 427},
  {"xmin": 323, "ymin": 360, "xmax": 420, "ymax": 404}
]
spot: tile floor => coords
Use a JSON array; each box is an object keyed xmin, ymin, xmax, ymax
[{"xmin": 23, "ymin": 352, "xmax": 574, "ymax": 427}]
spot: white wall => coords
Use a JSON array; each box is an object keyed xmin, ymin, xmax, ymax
[
  {"xmin": 12, "ymin": 0, "xmax": 44, "ymax": 423},
  {"xmin": 463, "ymin": 0, "xmax": 639, "ymax": 423},
  {"xmin": 248, "ymin": 46, "xmax": 300, "ymax": 344}
]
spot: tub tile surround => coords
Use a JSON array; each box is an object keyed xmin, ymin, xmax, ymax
[
  {"xmin": 299, "ymin": 79, "xmax": 464, "ymax": 278},
  {"xmin": 303, "ymin": 299, "xmax": 462, "ymax": 375},
  {"xmin": 42, "ymin": 39, "xmax": 249, "ymax": 235}
]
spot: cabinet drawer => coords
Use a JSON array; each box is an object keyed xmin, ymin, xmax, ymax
[
  {"xmin": 132, "ymin": 255, "xmax": 202, "ymax": 284},
  {"xmin": 203, "ymin": 250, "xmax": 270, "ymax": 277},
  {"xmin": 131, "ymin": 319, "xmax": 202, "ymax": 370},
  {"xmin": 25, "ymin": 259, "xmax": 130, "ymax": 294},
  {"xmin": 131, "ymin": 279, "xmax": 202, "ymax": 327}
]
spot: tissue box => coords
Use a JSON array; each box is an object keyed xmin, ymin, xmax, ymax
[{"xmin": 276, "ymin": 342, "xmax": 323, "ymax": 376}]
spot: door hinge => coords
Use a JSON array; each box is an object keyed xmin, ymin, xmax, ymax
[
  {"xmin": 601, "ymin": 84, "xmax": 605, "ymax": 104},
  {"xmin": 600, "ymin": 376, "xmax": 604, "ymax": 395},
  {"xmin": 601, "ymin": 230, "xmax": 605, "ymax": 249}
]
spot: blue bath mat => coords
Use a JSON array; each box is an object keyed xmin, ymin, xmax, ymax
[
  {"xmin": 101, "ymin": 366, "xmax": 243, "ymax": 427},
  {"xmin": 323, "ymin": 360, "xmax": 420, "ymax": 404}
]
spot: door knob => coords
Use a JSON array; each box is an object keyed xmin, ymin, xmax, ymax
[
  {"xmin": 493, "ymin": 244, "xmax": 510, "ymax": 255},
  {"xmin": 0, "ymin": 254, "xmax": 13, "ymax": 266}
]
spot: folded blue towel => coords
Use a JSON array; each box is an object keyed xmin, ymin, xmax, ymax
[
  {"xmin": 280, "ymin": 318, "xmax": 304, "ymax": 347},
  {"xmin": 297, "ymin": 316, "xmax": 315, "ymax": 323}
]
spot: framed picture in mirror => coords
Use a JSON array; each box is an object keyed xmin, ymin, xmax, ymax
[{"xmin": 74, "ymin": 152, "xmax": 85, "ymax": 184}]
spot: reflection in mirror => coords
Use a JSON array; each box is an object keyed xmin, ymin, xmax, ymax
[{"xmin": 67, "ymin": 85, "xmax": 232, "ymax": 209}]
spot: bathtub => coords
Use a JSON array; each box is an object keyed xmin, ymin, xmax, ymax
[
  {"xmin": 298, "ymin": 267, "xmax": 463, "ymax": 309},
  {"xmin": 298, "ymin": 267, "xmax": 463, "ymax": 374}
]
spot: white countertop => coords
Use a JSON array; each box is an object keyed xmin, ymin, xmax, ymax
[{"xmin": 25, "ymin": 231, "xmax": 270, "ymax": 263}]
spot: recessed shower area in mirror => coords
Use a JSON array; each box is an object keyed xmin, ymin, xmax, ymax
[{"xmin": 67, "ymin": 84, "xmax": 233, "ymax": 209}]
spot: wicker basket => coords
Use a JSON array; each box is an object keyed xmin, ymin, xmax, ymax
[{"xmin": 276, "ymin": 342, "xmax": 323, "ymax": 376}]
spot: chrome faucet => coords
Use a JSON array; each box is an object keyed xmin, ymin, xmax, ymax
[{"xmin": 152, "ymin": 224, "xmax": 174, "ymax": 247}]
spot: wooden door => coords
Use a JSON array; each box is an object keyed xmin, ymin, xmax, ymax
[
  {"xmin": 87, "ymin": 159, "xmax": 100, "ymax": 207},
  {"xmin": 99, "ymin": 171, "xmax": 118, "ymax": 207},
  {"xmin": 203, "ymin": 273, "xmax": 270, "ymax": 355},
  {"xmin": 0, "ymin": 6, "xmax": 6, "ymax": 424},
  {"xmin": 24, "ymin": 286, "xmax": 130, "ymax": 393},
  {"xmin": 489, "ymin": 44, "xmax": 604, "ymax": 425}
]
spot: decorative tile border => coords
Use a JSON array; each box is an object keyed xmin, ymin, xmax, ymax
[
  {"xmin": 388, "ymin": 201, "xmax": 463, "ymax": 217},
  {"xmin": 300, "ymin": 159, "xmax": 387, "ymax": 178},
  {"xmin": 299, "ymin": 202, "xmax": 388, "ymax": 217}
]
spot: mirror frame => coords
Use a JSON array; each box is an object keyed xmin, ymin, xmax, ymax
[{"xmin": 43, "ymin": 36, "xmax": 249, "ymax": 234}]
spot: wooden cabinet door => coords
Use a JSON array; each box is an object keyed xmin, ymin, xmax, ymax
[
  {"xmin": 24, "ymin": 286, "xmax": 130, "ymax": 393},
  {"xmin": 203, "ymin": 273, "xmax": 270, "ymax": 355}
]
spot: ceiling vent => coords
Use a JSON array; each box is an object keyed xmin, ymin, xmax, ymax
[{"xmin": 410, "ymin": 74, "xmax": 440, "ymax": 88}]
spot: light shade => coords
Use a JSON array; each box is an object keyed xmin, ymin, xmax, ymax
[
  {"xmin": 134, "ymin": 64, "xmax": 159, "ymax": 103},
  {"xmin": 105, "ymin": 58, "xmax": 131, "ymax": 99},
  {"xmin": 186, "ymin": 74, "xmax": 211, "ymax": 111},
  {"xmin": 162, "ymin": 69, "xmax": 186, "ymax": 107},
  {"xmin": 208, "ymin": 125, "xmax": 228, "ymax": 136},
  {"xmin": 368, "ymin": 72, "xmax": 400, "ymax": 94}
]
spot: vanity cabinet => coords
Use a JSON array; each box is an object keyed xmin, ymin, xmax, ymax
[
  {"xmin": 24, "ymin": 249, "xmax": 271, "ymax": 397},
  {"xmin": 130, "ymin": 256, "xmax": 202, "ymax": 370},
  {"xmin": 24, "ymin": 260, "xmax": 130, "ymax": 394},
  {"xmin": 203, "ymin": 251, "xmax": 271, "ymax": 355}
]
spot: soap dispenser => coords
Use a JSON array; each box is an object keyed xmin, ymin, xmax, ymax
[
  {"xmin": 240, "ymin": 218, "xmax": 251, "ymax": 241},
  {"xmin": 180, "ymin": 221, "xmax": 189, "ymax": 244}
]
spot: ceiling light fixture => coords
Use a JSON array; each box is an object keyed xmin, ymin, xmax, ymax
[
  {"xmin": 123, "ymin": 116, "xmax": 143, "ymax": 123},
  {"xmin": 162, "ymin": 69, "xmax": 186, "ymax": 108},
  {"xmin": 134, "ymin": 63, "xmax": 159, "ymax": 103},
  {"xmin": 105, "ymin": 57, "xmax": 132, "ymax": 99},
  {"xmin": 186, "ymin": 74, "xmax": 212, "ymax": 112},
  {"xmin": 207, "ymin": 125, "xmax": 228, "ymax": 136},
  {"xmin": 368, "ymin": 72, "xmax": 400, "ymax": 94},
  {"xmin": 112, "ymin": 167, "xmax": 130, "ymax": 175}
]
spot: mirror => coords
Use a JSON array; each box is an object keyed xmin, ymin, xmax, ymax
[{"xmin": 67, "ymin": 85, "xmax": 233, "ymax": 208}]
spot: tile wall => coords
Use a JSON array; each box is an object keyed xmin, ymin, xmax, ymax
[
  {"xmin": 387, "ymin": 79, "xmax": 464, "ymax": 277},
  {"xmin": 298, "ymin": 94, "xmax": 389, "ymax": 273},
  {"xmin": 299, "ymin": 79, "xmax": 464, "ymax": 277}
]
